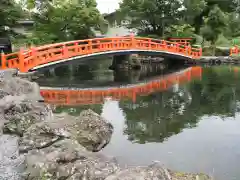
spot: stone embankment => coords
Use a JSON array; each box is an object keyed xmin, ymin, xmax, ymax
[
  {"xmin": 0, "ymin": 69, "xmax": 213, "ymax": 180},
  {"xmin": 197, "ymin": 56, "xmax": 240, "ymax": 64}
]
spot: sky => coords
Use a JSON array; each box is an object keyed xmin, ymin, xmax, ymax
[{"xmin": 96, "ymin": 0, "xmax": 121, "ymax": 14}]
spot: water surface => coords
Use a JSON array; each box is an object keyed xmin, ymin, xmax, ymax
[{"xmin": 36, "ymin": 59, "xmax": 240, "ymax": 180}]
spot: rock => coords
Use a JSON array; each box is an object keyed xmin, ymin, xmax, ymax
[
  {"xmin": 78, "ymin": 109, "xmax": 113, "ymax": 151},
  {"xmin": 105, "ymin": 163, "xmax": 213, "ymax": 180},
  {"xmin": 19, "ymin": 109, "xmax": 113, "ymax": 152},
  {"xmin": 24, "ymin": 139, "xmax": 119, "ymax": 180},
  {"xmin": 24, "ymin": 140, "xmax": 212, "ymax": 180},
  {"xmin": 1, "ymin": 95, "xmax": 52, "ymax": 136},
  {"xmin": 0, "ymin": 69, "xmax": 18, "ymax": 79},
  {"xmin": 0, "ymin": 135, "xmax": 25, "ymax": 180},
  {"xmin": 105, "ymin": 162, "xmax": 172, "ymax": 180},
  {"xmin": 170, "ymin": 171, "xmax": 212, "ymax": 180},
  {"xmin": 0, "ymin": 76, "xmax": 43, "ymax": 102}
]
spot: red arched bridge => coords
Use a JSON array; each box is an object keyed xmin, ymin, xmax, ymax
[
  {"xmin": 0, "ymin": 36, "xmax": 202, "ymax": 73},
  {"xmin": 40, "ymin": 66, "xmax": 202, "ymax": 105}
]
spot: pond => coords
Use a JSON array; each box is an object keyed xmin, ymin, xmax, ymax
[{"xmin": 36, "ymin": 58, "xmax": 240, "ymax": 180}]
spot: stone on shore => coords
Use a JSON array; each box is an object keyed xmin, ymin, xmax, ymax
[
  {"xmin": 0, "ymin": 95, "xmax": 52, "ymax": 136},
  {"xmin": 24, "ymin": 139, "xmax": 213, "ymax": 180},
  {"xmin": 0, "ymin": 69, "xmax": 18, "ymax": 79},
  {"xmin": 24, "ymin": 139, "xmax": 119, "ymax": 180},
  {"xmin": 105, "ymin": 162, "xmax": 172, "ymax": 180},
  {"xmin": 0, "ymin": 74, "xmax": 43, "ymax": 102},
  {"xmin": 19, "ymin": 109, "xmax": 113, "ymax": 152},
  {"xmin": 0, "ymin": 135, "xmax": 25, "ymax": 180},
  {"xmin": 170, "ymin": 171, "xmax": 212, "ymax": 180}
]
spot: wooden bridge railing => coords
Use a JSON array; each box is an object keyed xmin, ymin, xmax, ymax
[
  {"xmin": 40, "ymin": 66, "xmax": 202, "ymax": 106},
  {"xmin": 1, "ymin": 36, "xmax": 202, "ymax": 72},
  {"xmin": 230, "ymin": 46, "xmax": 240, "ymax": 56}
]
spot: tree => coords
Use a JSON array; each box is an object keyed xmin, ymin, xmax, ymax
[
  {"xmin": 200, "ymin": 5, "xmax": 227, "ymax": 54},
  {"xmin": 184, "ymin": 0, "xmax": 237, "ymax": 34},
  {"xmin": 165, "ymin": 24, "xmax": 195, "ymax": 38},
  {"xmin": 119, "ymin": 0, "xmax": 182, "ymax": 37},
  {"xmin": 27, "ymin": 0, "xmax": 107, "ymax": 44},
  {"xmin": 183, "ymin": 0, "xmax": 206, "ymax": 34},
  {"xmin": 0, "ymin": 0, "xmax": 23, "ymax": 37},
  {"xmin": 225, "ymin": 12, "xmax": 240, "ymax": 38}
]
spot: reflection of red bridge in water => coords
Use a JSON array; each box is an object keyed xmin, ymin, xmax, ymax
[{"xmin": 40, "ymin": 67, "xmax": 202, "ymax": 106}]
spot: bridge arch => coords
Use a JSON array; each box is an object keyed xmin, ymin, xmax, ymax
[{"xmin": 1, "ymin": 36, "xmax": 202, "ymax": 72}]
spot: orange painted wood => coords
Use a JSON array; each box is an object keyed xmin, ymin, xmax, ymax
[
  {"xmin": 230, "ymin": 46, "xmax": 239, "ymax": 56},
  {"xmin": 1, "ymin": 36, "xmax": 202, "ymax": 72}
]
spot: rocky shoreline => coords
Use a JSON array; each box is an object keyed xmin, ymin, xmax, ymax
[
  {"xmin": 196, "ymin": 56, "xmax": 240, "ymax": 64},
  {"xmin": 0, "ymin": 69, "xmax": 213, "ymax": 180}
]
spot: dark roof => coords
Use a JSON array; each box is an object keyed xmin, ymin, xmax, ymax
[{"xmin": 103, "ymin": 11, "xmax": 118, "ymax": 18}]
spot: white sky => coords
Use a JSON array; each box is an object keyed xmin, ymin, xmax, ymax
[{"xmin": 96, "ymin": 0, "xmax": 121, "ymax": 14}]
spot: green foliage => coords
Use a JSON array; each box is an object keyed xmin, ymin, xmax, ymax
[
  {"xmin": 200, "ymin": 5, "xmax": 227, "ymax": 54},
  {"xmin": 119, "ymin": 0, "xmax": 238, "ymax": 46},
  {"xmin": 215, "ymin": 35, "xmax": 231, "ymax": 46},
  {"xmin": 119, "ymin": 0, "xmax": 182, "ymax": 37},
  {"xmin": 0, "ymin": 0, "xmax": 23, "ymax": 37},
  {"xmin": 165, "ymin": 24, "xmax": 195, "ymax": 38},
  {"xmin": 184, "ymin": 0, "xmax": 237, "ymax": 34},
  {"xmin": 226, "ymin": 13, "xmax": 240, "ymax": 38},
  {"xmin": 27, "ymin": 0, "xmax": 107, "ymax": 45}
]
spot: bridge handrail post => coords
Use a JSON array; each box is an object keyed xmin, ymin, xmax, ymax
[
  {"xmin": 18, "ymin": 48, "xmax": 25, "ymax": 72},
  {"xmin": 31, "ymin": 46, "xmax": 36, "ymax": 64},
  {"xmin": 148, "ymin": 39, "xmax": 151, "ymax": 49},
  {"xmin": 175, "ymin": 43, "xmax": 180, "ymax": 52},
  {"xmin": 130, "ymin": 34, "xmax": 136, "ymax": 48},
  {"xmin": 74, "ymin": 42, "xmax": 79, "ymax": 54},
  {"xmin": 230, "ymin": 47, "xmax": 233, "ymax": 56},
  {"xmin": 62, "ymin": 44, "xmax": 68, "ymax": 59},
  {"xmin": 1, "ymin": 51, "xmax": 6, "ymax": 69},
  {"xmin": 199, "ymin": 47, "xmax": 202, "ymax": 57},
  {"xmin": 88, "ymin": 40, "xmax": 92, "ymax": 52},
  {"xmin": 188, "ymin": 45, "xmax": 192, "ymax": 56},
  {"xmin": 162, "ymin": 40, "xmax": 167, "ymax": 50},
  {"xmin": 235, "ymin": 45, "xmax": 239, "ymax": 55}
]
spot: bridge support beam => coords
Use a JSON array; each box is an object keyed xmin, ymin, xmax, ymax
[{"xmin": 110, "ymin": 54, "xmax": 141, "ymax": 70}]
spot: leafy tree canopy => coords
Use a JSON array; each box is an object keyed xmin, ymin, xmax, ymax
[
  {"xmin": 23, "ymin": 0, "xmax": 107, "ymax": 44},
  {"xmin": 0, "ymin": 0, "xmax": 23, "ymax": 37},
  {"xmin": 119, "ymin": 0, "xmax": 182, "ymax": 37}
]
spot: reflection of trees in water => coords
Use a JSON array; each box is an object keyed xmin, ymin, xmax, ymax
[
  {"xmin": 121, "ymin": 86, "xmax": 196, "ymax": 144},
  {"xmin": 122, "ymin": 67, "xmax": 240, "ymax": 144},
  {"xmin": 53, "ymin": 104, "xmax": 103, "ymax": 116}
]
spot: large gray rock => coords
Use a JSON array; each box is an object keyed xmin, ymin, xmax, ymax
[
  {"xmin": 24, "ymin": 139, "xmax": 119, "ymax": 180},
  {"xmin": 170, "ymin": 171, "xmax": 212, "ymax": 180},
  {"xmin": 0, "ymin": 75, "xmax": 43, "ymax": 101},
  {"xmin": 19, "ymin": 109, "xmax": 113, "ymax": 152},
  {"xmin": 24, "ymin": 139, "xmax": 212, "ymax": 180},
  {"xmin": 0, "ymin": 69, "xmax": 18, "ymax": 79},
  {"xmin": 105, "ymin": 162, "xmax": 172, "ymax": 180},
  {"xmin": 105, "ymin": 163, "xmax": 212, "ymax": 180},
  {"xmin": 0, "ymin": 95, "xmax": 52, "ymax": 136}
]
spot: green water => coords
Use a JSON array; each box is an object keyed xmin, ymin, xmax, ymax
[{"xmin": 36, "ymin": 59, "xmax": 240, "ymax": 180}]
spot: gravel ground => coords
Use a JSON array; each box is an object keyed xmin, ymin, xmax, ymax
[{"xmin": 0, "ymin": 135, "xmax": 24, "ymax": 180}]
